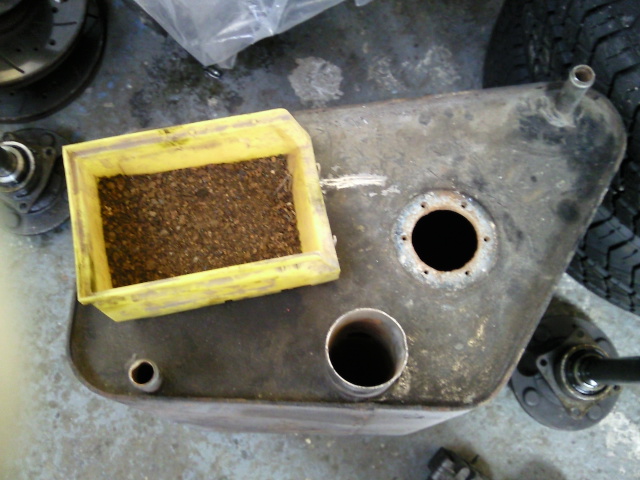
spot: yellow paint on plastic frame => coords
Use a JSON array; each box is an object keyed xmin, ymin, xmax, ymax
[{"xmin": 64, "ymin": 109, "xmax": 340, "ymax": 321}]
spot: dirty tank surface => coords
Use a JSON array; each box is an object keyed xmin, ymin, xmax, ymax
[
  {"xmin": 68, "ymin": 80, "xmax": 626, "ymax": 433},
  {"xmin": 98, "ymin": 155, "xmax": 299, "ymax": 287},
  {"xmin": 3, "ymin": 0, "xmax": 640, "ymax": 479}
]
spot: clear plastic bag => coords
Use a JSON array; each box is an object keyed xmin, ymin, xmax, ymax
[{"xmin": 134, "ymin": 0, "xmax": 374, "ymax": 68}]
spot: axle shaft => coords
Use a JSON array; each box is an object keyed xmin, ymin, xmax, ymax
[{"xmin": 581, "ymin": 356, "xmax": 640, "ymax": 386}]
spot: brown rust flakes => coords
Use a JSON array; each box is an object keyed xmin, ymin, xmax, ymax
[{"xmin": 98, "ymin": 155, "xmax": 301, "ymax": 288}]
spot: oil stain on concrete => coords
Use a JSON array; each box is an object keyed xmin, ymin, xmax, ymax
[{"xmin": 288, "ymin": 57, "xmax": 344, "ymax": 107}]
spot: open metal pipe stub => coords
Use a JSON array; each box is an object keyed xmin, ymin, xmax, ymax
[{"xmin": 69, "ymin": 76, "xmax": 626, "ymax": 435}]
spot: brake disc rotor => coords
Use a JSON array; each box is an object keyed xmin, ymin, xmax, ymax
[{"xmin": 0, "ymin": 0, "xmax": 106, "ymax": 122}]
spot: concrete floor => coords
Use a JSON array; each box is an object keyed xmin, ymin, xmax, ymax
[{"xmin": 2, "ymin": 0, "xmax": 640, "ymax": 478}]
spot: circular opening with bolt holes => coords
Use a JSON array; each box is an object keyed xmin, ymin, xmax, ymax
[
  {"xmin": 325, "ymin": 308, "xmax": 408, "ymax": 399},
  {"xmin": 128, "ymin": 359, "xmax": 162, "ymax": 393},
  {"xmin": 395, "ymin": 191, "xmax": 497, "ymax": 288},
  {"xmin": 411, "ymin": 210, "xmax": 478, "ymax": 271}
]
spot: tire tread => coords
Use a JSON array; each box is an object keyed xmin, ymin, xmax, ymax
[{"xmin": 484, "ymin": 0, "xmax": 640, "ymax": 314}]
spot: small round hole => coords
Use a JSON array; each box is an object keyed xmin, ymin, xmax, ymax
[
  {"xmin": 52, "ymin": 7, "xmax": 58, "ymax": 13},
  {"xmin": 423, "ymin": 270, "xmax": 429, "ymax": 275},
  {"xmin": 401, "ymin": 235, "xmax": 407, "ymax": 241},
  {"xmin": 49, "ymin": 39, "xmax": 56, "ymax": 46},
  {"xmin": 573, "ymin": 65, "xmax": 594, "ymax": 85},
  {"xmin": 131, "ymin": 361, "xmax": 154, "ymax": 384},
  {"xmin": 19, "ymin": 202, "xmax": 28, "ymax": 211},
  {"xmin": 461, "ymin": 203, "xmax": 467, "ymax": 209},
  {"xmin": 411, "ymin": 210, "xmax": 478, "ymax": 271},
  {"xmin": 464, "ymin": 271, "xmax": 470, "ymax": 276},
  {"xmin": 539, "ymin": 359, "xmax": 548, "ymax": 367},
  {"xmin": 484, "ymin": 237, "xmax": 490, "ymax": 242},
  {"xmin": 420, "ymin": 202, "xmax": 426, "ymax": 208},
  {"xmin": 128, "ymin": 358, "xmax": 162, "ymax": 392}
]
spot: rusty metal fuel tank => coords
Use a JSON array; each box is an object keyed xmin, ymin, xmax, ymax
[{"xmin": 68, "ymin": 66, "xmax": 626, "ymax": 435}]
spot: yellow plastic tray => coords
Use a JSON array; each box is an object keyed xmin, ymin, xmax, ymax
[{"xmin": 64, "ymin": 109, "xmax": 340, "ymax": 321}]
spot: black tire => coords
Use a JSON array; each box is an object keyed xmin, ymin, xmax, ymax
[{"xmin": 484, "ymin": 0, "xmax": 640, "ymax": 315}]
